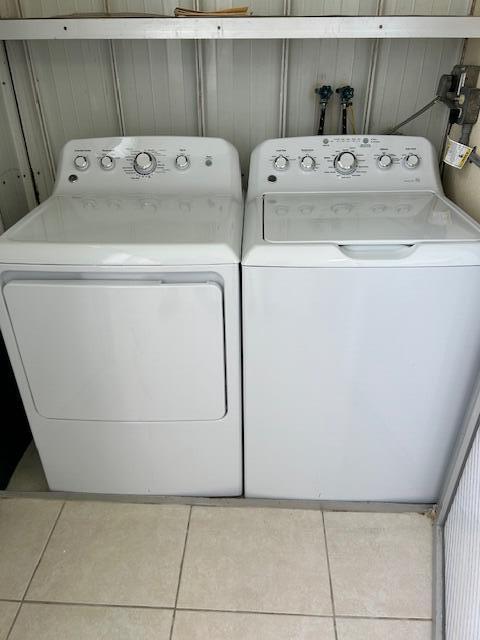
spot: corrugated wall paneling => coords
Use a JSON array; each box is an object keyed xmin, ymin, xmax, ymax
[
  {"xmin": 0, "ymin": 41, "xmax": 37, "ymax": 230},
  {"xmin": 287, "ymin": 1, "xmax": 378, "ymax": 138},
  {"xmin": 0, "ymin": 0, "xmax": 474, "ymax": 203},
  {"xmin": 444, "ymin": 423, "xmax": 480, "ymax": 640},
  {"xmin": 368, "ymin": 0, "xmax": 473, "ymax": 145},
  {"xmin": 107, "ymin": 1, "xmax": 199, "ymax": 137},
  {"xmin": 17, "ymin": 1, "xmax": 121, "ymax": 167},
  {"xmin": 4, "ymin": 40, "xmax": 56, "ymax": 200},
  {"xmin": 199, "ymin": 1, "xmax": 285, "ymax": 176}
]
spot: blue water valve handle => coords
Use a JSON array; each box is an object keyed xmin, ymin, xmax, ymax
[
  {"xmin": 336, "ymin": 85, "xmax": 354, "ymax": 106},
  {"xmin": 315, "ymin": 85, "xmax": 333, "ymax": 104}
]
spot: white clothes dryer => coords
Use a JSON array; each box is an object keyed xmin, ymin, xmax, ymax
[{"xmin": 0, "ymin": 136, "xmax": 243, "ymax": 495}]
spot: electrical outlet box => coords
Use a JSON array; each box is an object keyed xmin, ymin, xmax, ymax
[
  {"xmin": 437, "ymin": 65, "xmax": 480, "ymax": 127},
  {"xmin": 452, "ymin": 65, "xmax": 480, "ymax": 93},
  {"xmin": 451, "ymin": 65, "xmax": 480, "ymax": 126},
  {"xmin": 458, "ymin": 86, "xmax": 480, "ymax": 125}
]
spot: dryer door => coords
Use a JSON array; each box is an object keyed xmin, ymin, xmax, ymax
[{"xmin": 4, "ymin": 279, "xmax": 226, "ymax": 422}]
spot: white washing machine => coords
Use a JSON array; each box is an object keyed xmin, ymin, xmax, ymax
[
  {"xmin": 243, "ymin": 135, "xmax": 480, "ymax": 502},
  {"xmin": 0, "ymin": 136, "xmax": 243, "ymax": 495}
]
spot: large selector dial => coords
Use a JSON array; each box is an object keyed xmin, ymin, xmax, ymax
[
  {"xmin": 134, "ymin": 151, "xmax": 157, "ymax": 175},
  {"xmin": 334, "ymin": 151, "xmax": 357, "ymax": 175}
]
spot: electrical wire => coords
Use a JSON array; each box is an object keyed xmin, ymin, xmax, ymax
[
  {"xmin": 459, "ymin": 123, "xmax": 473, "ymax": 146},
  {"xmin": 385, "ymin": 96, "xmax": 441, "ymax": 134},
  {"xmin": 440, "ymin": 120, "xmax": 453, "ymax": 179}
]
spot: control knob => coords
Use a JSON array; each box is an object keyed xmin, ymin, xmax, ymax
[
  {"xmin": 377, "ymin": 154, "xmax": 392, "ymax": 169},
  {"xmin": 300, "ymin": 155, "xmax": 316, "ymax": 171},
  {"xmin": 404, "ymin": 153, "xmax": 420, "ymax": 169},
  {"xmin": 100, "ymin": 155, "xmax": 114, "ymax": 170},
  {"xmin": 273, "ymin": 155, "xmax": 289, "ymax": 171},
  {"xmin": 134, "ymin": 152, "xmax": 156, "ymax": 175},
  {"xmin": 74, "ymin": 155, "xmax": 89, "ymax": 171},
  {"xmin": 175, "ymin": 154, "xmax": 190, "ymax": 170},
  {"xmin": 334, "ymin": 152, "xmax": 357, "ymax": 175}
]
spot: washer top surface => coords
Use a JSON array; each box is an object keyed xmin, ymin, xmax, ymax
[
  {"xmin": 243, "ymin": 135, "xmax": 480, "ymax": 267},
  {"xmin": 263, "ymin": 191, "xmax": 480, "ymax": 245},
  {"xmin": 0, "ymin": 136, "xmax": 243, "ymax": 266}
]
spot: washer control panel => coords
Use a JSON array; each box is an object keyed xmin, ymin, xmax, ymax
[
  {"xmin": 249, "ymin": 135, "xmax": 441, "ymax": 197},
  {"xmin": 56, "ymin": 136, "xmax": 242, "ymax": 197}
]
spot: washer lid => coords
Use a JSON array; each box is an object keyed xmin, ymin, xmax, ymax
[
  {"xmin": 0, "ymin": 194, "xmax": 242, "ymax": 265},
  {"xmin": 263, "ymin": 192, "xmax": 480, "ymax": 245}
]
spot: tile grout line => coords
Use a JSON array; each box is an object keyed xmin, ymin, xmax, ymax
[
  {"xmin": 3, "ymin": 601, "xmax": 21, "ymax": 640},
  {"xmin": 169, "ymin": 505, "xmax": 193, "ymax": 640},
  {"xmin": 5, "ymin": 500, "xmax": 66, "ymax": 640},
  {"xmin": 2, "ymin": 599, "xmax": 175, "ymax": 611},
  {"xmin": 0, "ymin": 597, "xmax": 434, "ymax": 621},
  {"xmin": 21, "ymin": 502, "xmax": 67, "ymax": 600},
  {"xmin": 322, "ymin": 511, "xmax": 339, "ymax": 640}
]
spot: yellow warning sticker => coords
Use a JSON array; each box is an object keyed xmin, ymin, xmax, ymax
[{"xmin": 444, "ymin": 138, "xmax": 473, "ymax": 169}]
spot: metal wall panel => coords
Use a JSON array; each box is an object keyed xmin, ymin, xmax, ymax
[
  {"xmin": 0, "ymin": 43, "xmax": 37, "ymax": 229},
  {"xmin": 200, "ymin": 0, "xmax": 284, "ymax": 175},
  {"xmin": 18, "ymin": 1, "xmax": 121, "ymax": 166},
  {"xmin": 108, "ymin": 1, "xmax": 199, "ymax": 136},
  {"xmin": 444, "ymin": 424, "xmax": 480, "ymax": 640},
  {"xmin": 0, "ymin": 0, "xmax": 17, "ymax": 18},
  {"xmin": 287, "ymin": 1, "xmax": 378, "ymax": 138},
  {"xmin": 4, "ymin": 41, "xmax": 56, "ymax": 200},
  {"xmin": 0, "ymin": 0, "xmax": 473, "ymax": 201},
  {"xmin": 383, "ymin": 0, "xmax": 472, "ymax": 15},
  {"xmin": 0, "ymin": 2, "xmax": 55, "ymax": 199},
  {"xmin": 367, "ymin": 0, "xmax": 472, "ymax": 148}
]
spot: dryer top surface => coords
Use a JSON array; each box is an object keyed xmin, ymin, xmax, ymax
[
  {"xmin": 0, "ymin": 136, "xmax": 243, "ymax": 266},
  {"xmin": 0, "ymin": 193, "xmax": 243, "ymax": 266}
]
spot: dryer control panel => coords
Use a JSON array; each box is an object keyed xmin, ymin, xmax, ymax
[
  {"xmin": 247, "ymin": 135, "xmax": 442, "ymax": 199},
  {"xmin": 55, "ymin": 136, "xmax": 242, "ymax": 199}
]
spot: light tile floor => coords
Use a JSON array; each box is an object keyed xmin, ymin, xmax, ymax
[{"xmin": 0, "ymin": 497, "xmax": 433, "ymax": 639}]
